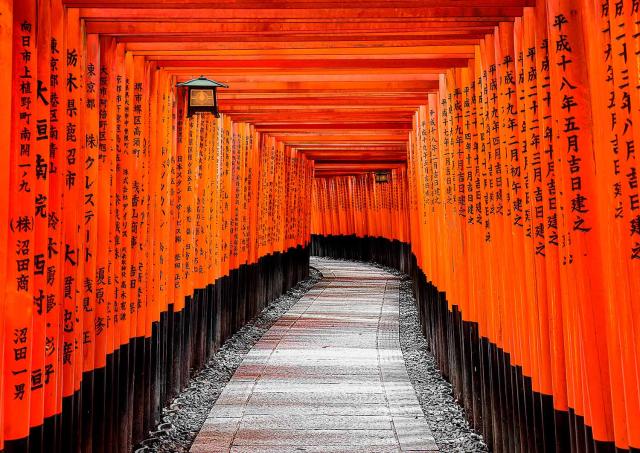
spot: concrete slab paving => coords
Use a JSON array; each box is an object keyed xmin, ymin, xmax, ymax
[{"xmin": 190, "ymin": 258, "xmax": 439, "ymax": 453}]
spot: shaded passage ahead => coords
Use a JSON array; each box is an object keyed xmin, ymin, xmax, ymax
[{"xmin": 190, "ymin": 258, "xmax": 438, "ymax": 452}]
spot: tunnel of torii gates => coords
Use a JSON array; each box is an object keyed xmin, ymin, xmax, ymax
[{"xmin": 1, "ymin": 0, "xmax": 640, "ymax": 452}]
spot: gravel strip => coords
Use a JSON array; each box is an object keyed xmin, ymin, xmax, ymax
[
  {"xmin": 397, "ymin": 273, "xmax": 488, "ymax": 452},
  {"xmin": 135, "ymin": 267, "xmax": 322, "ymax": 453}
]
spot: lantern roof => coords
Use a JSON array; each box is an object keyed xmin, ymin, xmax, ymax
[{"xmin": 178, "ymin": 75, "xmax": 228, "ymax": 89}]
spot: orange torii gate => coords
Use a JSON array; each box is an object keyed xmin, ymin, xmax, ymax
[{"xmin": 2, "ymin": 1, "xmax": 640, "ymax": 453}]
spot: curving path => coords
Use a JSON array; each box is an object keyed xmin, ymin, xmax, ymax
[{"xmin": 190, "ymin": 258, "xmax": 438, "ymax": 453}]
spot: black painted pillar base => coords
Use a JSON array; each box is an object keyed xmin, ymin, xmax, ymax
[{"xmin": 3, "ymin": 245, "xmax": 310, "ymax": 453}]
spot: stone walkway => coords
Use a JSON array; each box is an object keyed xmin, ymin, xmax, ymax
[{"xmin": 190, "ymin": 258, "xmax": 438, "ymax": 453}]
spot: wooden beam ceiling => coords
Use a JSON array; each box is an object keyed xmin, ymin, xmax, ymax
[{"xmin": 64, "ymin": 0, "xmax": 532, "ymax": 174}]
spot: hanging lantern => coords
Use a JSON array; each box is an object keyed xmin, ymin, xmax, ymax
[
  {"xmin": 375, "ymin": 171, "xmax": 390, "ymax": 183},
  {"xmin": 177, "ymin": 75, "xmax": 228, "ymax": 118}
]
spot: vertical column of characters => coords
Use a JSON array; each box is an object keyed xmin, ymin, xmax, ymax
[
  {"xmin": 0, "ymin": 0, "xmax": 13, "ymax": 448},
  {"xmin": 221, "ymin": 116, "xmax": 232, "ymax": 275},
  {"xmin": 212, "ymin": 119, "xmax": 220, "ymax": 275},
  {"xmin": 343, "ymin": 176, "xmax": 349, "ymax": 237},
  {"xmin": 533, "ymin": 1, "xmax": 568, "ymax": 419},
  {"xmin": 547, "ymin": 0, "xmax": 614, "ymax": 442},
  {"xmin": 258, "ymin": 136, "xmax": 268, "ymax": 253},
  {"xmin": 496, "ymin": 23, "xmax": 524, "ymax": 370},
  {"xmin": 452, "ymin": 69, "xmax": 469, "ymax": 316},
  {"xmin": 109, "ymin": 44, "xmax": 124, "ymax": 442},
  {"xmin": 276, "ymin": 142, "xmax": 286, "ymax": 252},
  {"xmin": 303, "ymin": 157, "xmax": 310, "ymax": 244},
  {"xmin": 159, "ymin": 71, "xmax": 174, "ymax": 319},
  {"xmin": 318, "ymin": 166, "xmax": 324, "ymax": 240},
  {"xmin": 29, "ymin": 0, "xmax": 51, "ymax": 435},
  {"xmin": 336, "ymin": 172, "xmax": 344, "ymax": 235},
  {"xmin": 476, "ymin": 41, "xmax": 494, "ymax": 342},
  {"xmin": 246, "ymin": 128, "xmax": 258, "ymax": 266},
  {"xmin": 393, "ymin": 170, "xmax": 400, "ymax": 240},
  {"xmin": 184, "ymin": 111, "xmax": 198, "ymax": 297},
  {"xmin": 4, "ymin": 0, "xmax": 36, "ymax": 444},
  {"xmin": 324, "ymin": 172, "xmax": 331, "ymax": 236},
  {"xmin": 352, "ymin": 176, "xmax": 359, "ymax": 237},
  {"xmin": 172, "ymin": 84, "xmax": 186, "ymax": 312},
  {"xmin": 196, "ymin": 113, "xmax": 205, "ymax": 287},
  {"xmin": 201, "ymin": 114, "xmax": 212, "ymax": 286},
  {"xmin": 238, "ymin": 123, "xmax": 249, "ymax": 266},
  {"xmin": 78, "ymin": 30, "xmax": 98, "ymax": 452},
  {"xmin": 211, "ymin": 116, "xmax": 221, "ymax": 279},
  {"xmin": 278, "ymin": 142, "xmax": 286, "ymax": 250},
  {"xmin": 202, "ymin": 113, "xmax": 211, "ymax": 282},
  {"xmin": 473, "ymin": 48, "xmax": 490, "ymax": 339},
  {"xmin": 112, "ymin": 44, "xmax": 127, "ymax": 452},
  {"xmin": 521, "ymin": 8, "xmax": 554, "ymax": 404},
  {"xmin": 265, "ymin": 137, "xmax": 276, "ymax": 255},
  {"xmin": 122, "ymin": 50, "xmax": 137, "ymax": 451},
  {"xmin": 310, "ymin": 177, "xmax": 318, "ymax": 235},
  {"xmin": 349, "ymin": 174, "xmax": 356, "ymax": 238},
  {"xmin": 146, "ymin": 65, "xmax": 162, "ymax": 336},
  {"xmin": 44, "ymin": 0, "xmax": 65, "ymax": 428},
  {"xmin": 417, "ymin": 106, "xmax": 428, "ymax": 266},
  {"xmin": 278, "ymin": 143, "xmax": 286, "ymax": 248},
  {"xmin": 116, "ymin": 45, "xmax": 132, "ymax": 361},
  {"xmin": 391, "ymin": 171, "xmax": 399, "ymax": 240},
  {"xmin": 146, "ymin": 66, "xmax": 159, "ymax": 336},
  {"xmin": 202, "ymin": 115, "xmax": 215, "ymax": 287},
  {"xmin": 97, "ymin": 35, "xmax": 116, "ymax": 385},
  {"xmin": 134, "ymin": 58, "xmax": 151, "ymax": 342},
  {"xmin": 427, "ymin": 95, "xmax": 441, "ymax": 290},
  {"xmin": 192, "ymin": 113, "xmax": 203, "ymax": 289},
  {"xmin": 406, "ymin": 113, "xmax": 418, "ymax": 261},
  {"xmin": 310, "ymin": 178, "xmax": 318, "ymax": 236},
  {"xmin": 379, "ymin": 171, "xmax": 387, "ymax": 238},
  {"xmin": 61, "ymin": 3, "xmax": 83, "ymax": 410},
  {"xmin": 320, "ymin": 177, "xmax": 328, "ymax": 237},
  {"xmin": 484, "ymin": 34, "xmax": 506, "ymax": 351},
  {"xmin": 418, "ymin": 105, "xmax": 431, "ymax": 279},
  {"xmin": 294, "ymin": 151, "xmax": 300, "ymax": 243},
  {"xmin": 294, "ymin": 150, "xmax": 303, "ymax": 246},
  {"xmin": 202, "ymin": 114, "xmax": 212, "ymax": 282},
  {"xmin": 213, "ymin": 115, "xmax": 223, "ymax": 278},
  {"xmin": 323, "ymin": 176, "xmax": 330, "ymax": 237},
  {"xmin": 514, "ymin": 17, "xmax": 542, "ymax": 387},
  {"xmin": 286, "ymin": 147, "xmax": 295, "ymax": 246},
  {"xmin": 470, "ymin": 61, "xmax": 485, "ymax": 330},
  {"xmin": 462, "ymin": 66, "xmax": 480, "ymax": 326},
  {"xmin": 234, "ymin": 122, "xmax": 243, "ymax": 265},
  {"xmin": 227, "ymin": 121, "xmax": 237, "ymax": 272},
  {"xmin": 438, "ymin": 73, "xmax": 455, "ymax": 308},
  {"xmin": 165, "ymin": 75, "xmax": 177, "ymax": 309},
  {"xmin": 351, "ymin": 176, "xmax": 358, "ymax": 237},
  {"xmin": 82, "ymin": 31, "xmax": 99, "ymax": 389}
]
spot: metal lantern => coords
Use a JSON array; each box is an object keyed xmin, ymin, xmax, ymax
[
  {"xmin": 177, "ymin": 75, "xmax": 228, "ymax": 118},
  {"xmin": 375, "ymin": 171, "xmax": 390, "ymax": 183}
]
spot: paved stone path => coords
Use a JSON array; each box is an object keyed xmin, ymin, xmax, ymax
[{"xmin": 190, "ymin": 258, "xmax": 438, "ymax": 453}]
